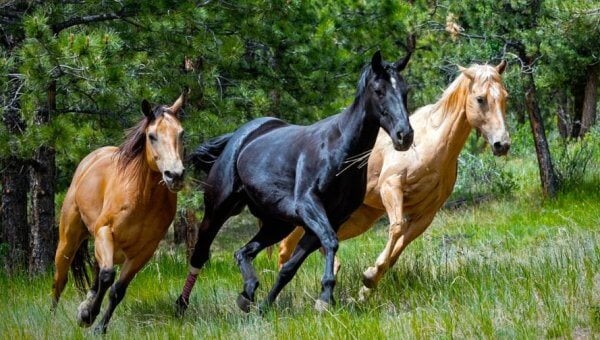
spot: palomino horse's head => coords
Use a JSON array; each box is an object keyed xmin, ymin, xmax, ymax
[
  {"xmin": 366, "ymin": 51, "xmax": 414, "ymax": 151},
  {"xmin": 142, "ymin": 92, "xmax": 186, "ymax": 192},
  {"xmin": 459, "ymin": 61, "xmax": 510, "ymax": 156}
]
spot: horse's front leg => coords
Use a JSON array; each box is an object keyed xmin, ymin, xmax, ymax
[
  {"xmin": 94, "ymin": 246, "xmax": 155, "ymax": 334},
  {"xmin": 297, "ymin": 194, "xmax": 339, "ymax": 310},
  {"xmin": 77, "ymin": 225, "xmax": 115, "ymax": 327},
  {"xmin": 362, "ymin": 174, "xmax": 405, "ymax": 290},
  {"xmin": 234, "ymin": 220, "xmax": 293, "ymax": 312}
]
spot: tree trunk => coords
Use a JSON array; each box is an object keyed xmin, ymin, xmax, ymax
[
  {"xmin": 173, "ymin": 210, "xmax": 187, "ymax": 245},
  {"xmin": 1, "ymin": 77, "xmax": 30, "ymax": 273},
  {"xmin": 522, "ymin": 70, "xmax": 559, "ymax": 198},
  {"xmin": 185, "ymin": 210, "xmax": 198, "ymax": 260},
  {"xmin": 580, "ymin": 64, "xmax": 598, "ymax": 136},
  {"xmin": 1, "ymin": 157, "xmax": 30, "ymax": 273},
  {"xmin": 556, "ymin": 89, "xmax": 570, "ymax": 138},
  {"xmin": 29, "ymin": 81, "xmax": 57, "ymax": 274},
  {"xmin": 29, "ymin": 145, "xmax": 56, "ymax": 274}
]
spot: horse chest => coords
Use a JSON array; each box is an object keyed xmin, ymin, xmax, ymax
[{"xmin": 112, "ymin": 198, "xmax": 175, "ymax": 255}]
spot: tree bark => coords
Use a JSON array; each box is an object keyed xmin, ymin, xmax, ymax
[
  {"xmin": 571, "ymin": 78, "xmax": 585, "ymax": 138},
  {"xmin": 522, "ymin": 70, "xmax": 559, "ymax": 198},
  {"xmin": 556, "ymin": 89, "xmax": 570, "ymax": 138},
  {"xmin": 29, "ymin": 81, "xmax": 57, "ymax": 274},
  {"xmin": 580, "ymin": 64, "xmax": 598, "ymax": 136},
  {"xmin": 1, "ymin": 157, "xmax": 30, "ymax": 273},
  {"xmin": 1, "ymin": 77, "xmax": 30, "ymax": 273},
  {"xmin": 173, "ymin": 210, "xmax": 187, "ymax": 245},
  {"xmin": 29, "ymin": 145, "xmax": 56, "ymax": 274},
  {"xmin": 185, "ymin": 210, "xmax": 198, "ymax": 260}
]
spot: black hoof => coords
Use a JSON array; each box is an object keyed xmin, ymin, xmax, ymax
[
  {"xmin": 76, "ymin": 309, "xmax": 93, "ymax": 328},
  {"xmin": 236, "ymin": 293, "xmax": 253, "ymax": 313},
  {"xmin": 175, "ymin": 295, "xmax": 189, "ymax": 317},
  {"xmin": 362, "ymin": 274, "xmax": 377, "ymax": 289}
]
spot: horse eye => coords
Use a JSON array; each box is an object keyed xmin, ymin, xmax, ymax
[
  {"xmin": 375, "ymin": 89, "xmax": 385, "ymax": 98},
  {"xmin": 148, "ymin": 133, "xmax": 157, "ymax": 142},
  {"xmin": 476, "ymin": 96, "xmax": 485, "ymax": 104}
]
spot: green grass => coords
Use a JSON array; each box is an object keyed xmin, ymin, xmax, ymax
[{"xmin": 1, "ymin": 161, "xmax": 599, "ymax": 338}]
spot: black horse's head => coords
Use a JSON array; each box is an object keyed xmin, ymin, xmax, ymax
[{"xmin": 365, "ymin": 51, "xmax": 413, "ymax": 151}]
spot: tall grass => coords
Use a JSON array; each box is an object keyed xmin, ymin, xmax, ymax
[{"xmin": 1, "ymin": 144, "xmax": 599, "ymax": 338}]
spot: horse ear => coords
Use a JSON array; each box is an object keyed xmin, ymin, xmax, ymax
[
  {"xmin": 496, "ymin": 60, "xmax": 507, "ymax": 74},
  {"xmin": 141, "ymin": 99, "xmax": 152, "ymax": 118},
  {"xmin": 458, "ymin": 65, "xmax": 475, "ymax": 80},
  {"xmin": 169, "ymin": 87, "xmax": 189, "ymax": 116},
  {"xmin": 393, "ymin": 53, "xmax": 411, "ymax": 72},
  {"xmin": 371, "ymin": 50, "xmax": 386, "ymax": 76}
]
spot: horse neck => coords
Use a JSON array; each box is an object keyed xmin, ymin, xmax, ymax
[
  {"xmin": 122, "ymin": 155, "xmax": 171, "ymax": 204},
  {"xmin": 427, "ymin": 76, "xmax": 473, "ymax": 164},
  {"xmin": 336, "ymin": 96, "xmax": 380, "ymax": 159}
]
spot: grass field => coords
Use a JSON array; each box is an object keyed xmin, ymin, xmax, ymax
[{"xmin": 1, "ymin": 155, "xmax": 599, "ymax": 339}]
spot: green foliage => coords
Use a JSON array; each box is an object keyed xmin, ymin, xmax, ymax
[
  {"xmin": 553, "ymin": 127, "xmax": 600, "ymax": 191},
  {"xmin": 453, "ymin": 146, "xmax": 517, "ymax": 201}
]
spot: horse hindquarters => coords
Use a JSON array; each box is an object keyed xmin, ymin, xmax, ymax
[{"xmin": 53, "ymin": 197, "xmax": 89, "ymax": 306}]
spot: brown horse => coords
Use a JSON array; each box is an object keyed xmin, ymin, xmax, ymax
[
  {"xmin": 279, "ymin": 61, "xmax": 509, "ymax": 298},
  {"xmin": 52, "ymin": 93, "xmax": 186, "ymax": 333}
]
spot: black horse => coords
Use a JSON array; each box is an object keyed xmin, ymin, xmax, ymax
[{"xmin": 177, "ymin": 51, "xmax": 414, "ymax": 313}]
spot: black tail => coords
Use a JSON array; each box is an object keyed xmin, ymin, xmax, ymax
[
  {"xmin": 71, "ymin": 239, "xmax": 93, "ymax": 294},
  {"xmin": 187, "ymin": 133, "xmax": 233, "ymax": 174}
]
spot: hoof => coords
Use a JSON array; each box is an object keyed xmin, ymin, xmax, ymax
[
  {"xmin": 358, "ymin": 286, "xmax": 372, "ymax": 302},
  {"xmin": 362, "ymin": 267, "xmax": 378, "ymax": 289},
  {"xmin": 76, "ymin": 304, "xmax": 93, "ymax": 328},
  {"xmin": 314, "ymin": 299, "xmax": 331, "ymax": 313},
  {"xmin": 236, "ymin": 293, "xmax": 253, "ymax": 313},
  {"xmin": 175, "ymin": 295, "xmax": 189, "ymax": 317}
]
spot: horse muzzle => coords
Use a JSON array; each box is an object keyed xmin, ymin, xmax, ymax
[
  {"xmin": 491, "ymin": 141, "xmax": 510, "ymax": 156},
  {"xmin": 163, "ymin": 169, "xmax": 185, "ymax": 192},
  {"xmin": 392, "ymin": 128, "xmax": 414, "ymax": 151}
]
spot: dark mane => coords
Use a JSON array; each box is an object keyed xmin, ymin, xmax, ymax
[
  {"xmin": 115, "ymin": 105, "xmax": 168, "ymax": 174},
  {"xmin": 115, "ymin": 118, "xmax": 150, "ymax": 174},
  {"xmin": 354, "ymin": 65, "xmax": 373, "ymax": 99}
]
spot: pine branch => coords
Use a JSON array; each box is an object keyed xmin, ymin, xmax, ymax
[
  {"xmin": 56, "ymin": 108, "xmax": 116, "ymax": 116},
  {"xmin": 51, "ymin": 7, "xmax": 136, "ymax": 34}
]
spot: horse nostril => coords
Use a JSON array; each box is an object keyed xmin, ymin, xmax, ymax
[
  {"xmin": 164, "ymin": 170, "xmax": 173, "ymax": 180},
  {"xmin": 173, "ymin": 171, "xmax": 184, "ymax": 182},
  {"xmin": 493, "ymin": 142, "xmax": 502, "ymax": 150},
  {"xmin": 396, "ymin": 130, "xmax": 404, "ymax": 141}
]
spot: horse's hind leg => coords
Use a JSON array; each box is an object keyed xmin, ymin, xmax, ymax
[
  {"xmin": 234, "ymin": 220, "xmax": 294, "ymax": 312},
  {"xmin": 77, "ymin": 225, "xmax": 115, "ymax": 327},
  {"xmin": 53, "ymin": 202, "xmax": 87, "ymax": 307},
  {"xmin": 261, "ymin": 232, "xmax": 321, "ymax": 312},
  {"xmin": 176, "ymin": 195, "xmax": 245, "ymax": 314}
]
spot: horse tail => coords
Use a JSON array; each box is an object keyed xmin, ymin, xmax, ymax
[
  {"xmin": 188, "ymin": 133, "xmax": 233, "ymax": 174},
  {"xmin": 70, "ymin": 239, "xmax": 93, "ymax": 294}
]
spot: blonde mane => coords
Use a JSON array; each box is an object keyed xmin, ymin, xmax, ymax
[{"xmin": 428, "ymin": 64, "xmax": 505, "ymax": 127}]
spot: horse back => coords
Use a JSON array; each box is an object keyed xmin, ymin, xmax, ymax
[{"xmin": 204, "ymin": 117, "xmax": 288, "ymax": 202}]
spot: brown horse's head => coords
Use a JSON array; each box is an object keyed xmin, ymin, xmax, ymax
[
  {"xmin": 459, "ymin": 61, "xmax": 510, "ymax": 156},
  {"xmin": 142, "ymin": 92, "xmax": 186, "ymax": 192}
]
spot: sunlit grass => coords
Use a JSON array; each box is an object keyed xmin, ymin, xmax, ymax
[{"xmin": 1, "ymin": 158, "xmax": 599, "ymax": 338}]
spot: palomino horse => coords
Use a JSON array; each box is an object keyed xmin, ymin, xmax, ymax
[
  {"xmin": 279, "ymin": 61, "xmax": 510, "ymax": 298},
  {"xmin": 175, "ymin": 51, "xmax": 414, "ymax": 314},
  {"xmin": 52, "ymin": 93, "xmax": 186, "ymax": 333}
]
